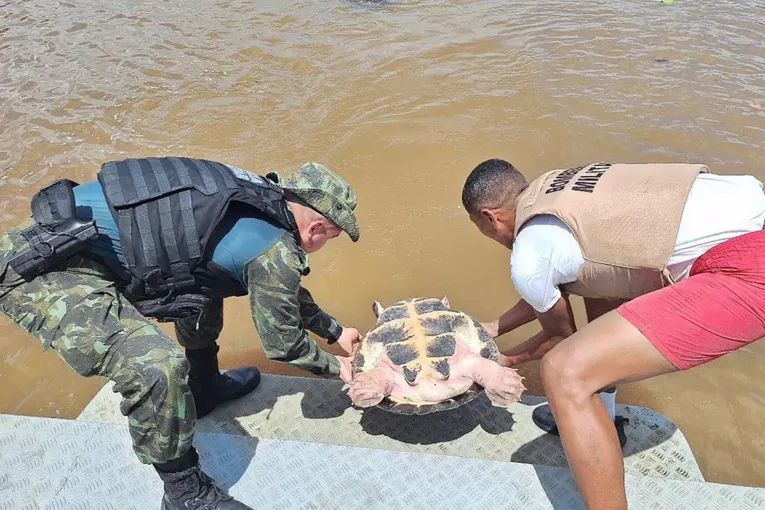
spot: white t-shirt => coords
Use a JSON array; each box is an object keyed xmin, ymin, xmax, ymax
[{"xmin": 511, "ymin": 173, "xmax": 765, "ymax": 313}]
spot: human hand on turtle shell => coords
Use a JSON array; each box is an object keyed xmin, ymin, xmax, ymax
[
  {"xmin": 480, "ymin": 320, "xmax": 499, "ymax": 338},
  {"xmin": 497, "ymin": 353, "xmax": 521, "ymax": 368},
  {"xmin": 336, "ymin": 355, "xmax": 354, "ymax": 384},
  {"xmin": 336, "ymin": 327, "xmax": 362, "ymax": 356}
]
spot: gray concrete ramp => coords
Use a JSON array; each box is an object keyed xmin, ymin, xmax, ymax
[
  {"xmin": 1, "ymin": 374, "xmax": 764, "ymax": 509},
  {"xmin": 3, "ymin": 414, "xmax": 765, "ymax": 510},
  {"xmin": 81, "ymin": 374, "xmax": 703, "ymax": 481}
]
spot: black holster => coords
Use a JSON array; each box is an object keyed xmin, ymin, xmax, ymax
[
  {"xmin": 9, "ymin": 179, "xmax": 98, "ymax": 281},
  {"xmin": 131, "ymin": 293, "xmax": 213, "ymax": 323}
]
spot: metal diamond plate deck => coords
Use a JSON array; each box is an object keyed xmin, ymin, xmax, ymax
[
  {"xmin": 79, "ymin": 374, "xmax": 703, "ymax": 482},
  {"xmin": 3, "ymin": 414, "xmax": 765, "ymax": 510}
]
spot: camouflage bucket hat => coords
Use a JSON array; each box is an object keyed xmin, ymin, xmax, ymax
[{"xmin": 267, "ymin": 162, "xmax": 359, "ymax": 242}]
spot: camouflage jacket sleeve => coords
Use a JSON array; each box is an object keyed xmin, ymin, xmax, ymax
[
  {"xmin": 297, "ymin": 286, "xmax": 343, "ymax": 343},
  {"xmin": 244, "ymin": 232, "xmax": 341, "ymax": 376}
]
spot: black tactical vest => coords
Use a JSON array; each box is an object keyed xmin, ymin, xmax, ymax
[{"xmin": 97, "ymin": 157, "xmax": 298, "ymax": 321}]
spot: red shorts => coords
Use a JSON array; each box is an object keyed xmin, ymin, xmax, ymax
[{"xmin": 618, "ymin": 229, "xmax": 765, "ymax": 370}]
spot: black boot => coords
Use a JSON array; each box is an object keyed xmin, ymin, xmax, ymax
[
  {"xmin": 531, "ymin": 403, "xmax": 630, "ymax": 448},
  {"xmin": 186, "ymin": 346, "xmax": 261, "ymax": 418},
  {"xmin": 154, "ymin": 448, "xmax": 252, "ymax": 509}
]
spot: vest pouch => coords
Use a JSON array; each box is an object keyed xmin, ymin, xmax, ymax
[
  {"xmin": 31, "ymin": 178, "xmax": 80, "ymax": 224},
  {"xmin": 9, "ymin": 178, "xmax": 99, "ymax": 281},
  {"xmin": 9, "ymin": 218, "xmax": 99, "ymax": 281},
  {"xmin": 131, "ymin": 292, "xmax": 212, "ymax": 322}
]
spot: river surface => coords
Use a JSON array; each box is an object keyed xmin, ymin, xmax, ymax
[{"xmin": 1, "ymin": 0, "xmax": 764, "ymax": 488}]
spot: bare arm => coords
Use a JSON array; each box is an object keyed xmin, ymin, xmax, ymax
[
  {"xmin": 482, "ymin": 298, "xmax": 537, "ymax": 338},
  {"xmin": 501, "ymin": 295, "xmax": 577, "ymax": 366}
]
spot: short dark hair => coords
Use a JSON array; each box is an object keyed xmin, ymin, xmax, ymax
[{"xmin": 461, "ymin": 159, "xmax": 528, "ymax": 214}]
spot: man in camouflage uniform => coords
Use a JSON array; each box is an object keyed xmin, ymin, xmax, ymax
[{"xmin": 0, "ymin": 158, "xmax": 361, "ymax": 509}]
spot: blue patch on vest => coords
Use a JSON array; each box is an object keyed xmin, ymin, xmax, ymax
[
  {"xmin": 73, "ymin": 181, "xmax": 126, "ymax": 271},
  {"xmin": 209, "ymin": 214, "xmax": 284, "ymax": 287},
  {"xmin": 73, "ymin": 180, "xmax": 284, "ymax": 285}
]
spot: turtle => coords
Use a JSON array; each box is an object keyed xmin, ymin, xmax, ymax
[{"xmin": 348, "ymin": 296, "xmax": 526, "ymax": 415}]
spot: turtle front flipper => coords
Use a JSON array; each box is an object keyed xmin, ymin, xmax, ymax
[{"xmin": 349, "ymin": 364, "xmax": 397, "ymax": 408}]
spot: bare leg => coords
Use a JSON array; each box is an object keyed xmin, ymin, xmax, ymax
[
  {"xmin": 532, "ymin": 297, "xmax": 631, "ymax": 435},
  {"xmin": 541, "ymin": 310, "xmax": 677, "ymax": 510},
  {"xmin": 583, "ymin": 298, "xmax": 629, "ymax": 399},
  {"xmin": 349, "ymin": 364, "xmax": 397, "ymax": 408}
]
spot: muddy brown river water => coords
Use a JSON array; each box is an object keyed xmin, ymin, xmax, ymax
[{"xmin": 1, "ymin": 0, "xmax": 764, "ymax": 488}]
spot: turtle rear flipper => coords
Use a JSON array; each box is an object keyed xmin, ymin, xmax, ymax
[
  {"xmin": 448, "ymin": 341, "xmax": 525, "ymax": 408},
  {"xmin": 468, "ymin": 359, "xmax": 525, "ymax": 407}
]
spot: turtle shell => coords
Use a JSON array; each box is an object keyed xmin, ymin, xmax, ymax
[{"xmin": 352, "ymin": 297, "xmax": 500, "ymax": 415}]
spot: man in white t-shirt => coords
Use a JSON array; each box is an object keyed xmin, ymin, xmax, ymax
[{"xmin": 462, "ymin": 158, "xmax": 765, "ymax": 510}]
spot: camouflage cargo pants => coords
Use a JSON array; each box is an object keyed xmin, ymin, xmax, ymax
[{"xmin": 0, "ymin": 222, "xmax": 224, "ymax": 465}]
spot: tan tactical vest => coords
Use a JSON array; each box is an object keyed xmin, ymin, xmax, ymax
[{"xmin": 514, "ymin": 163, "xmax": 708, "ymax": 299}]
